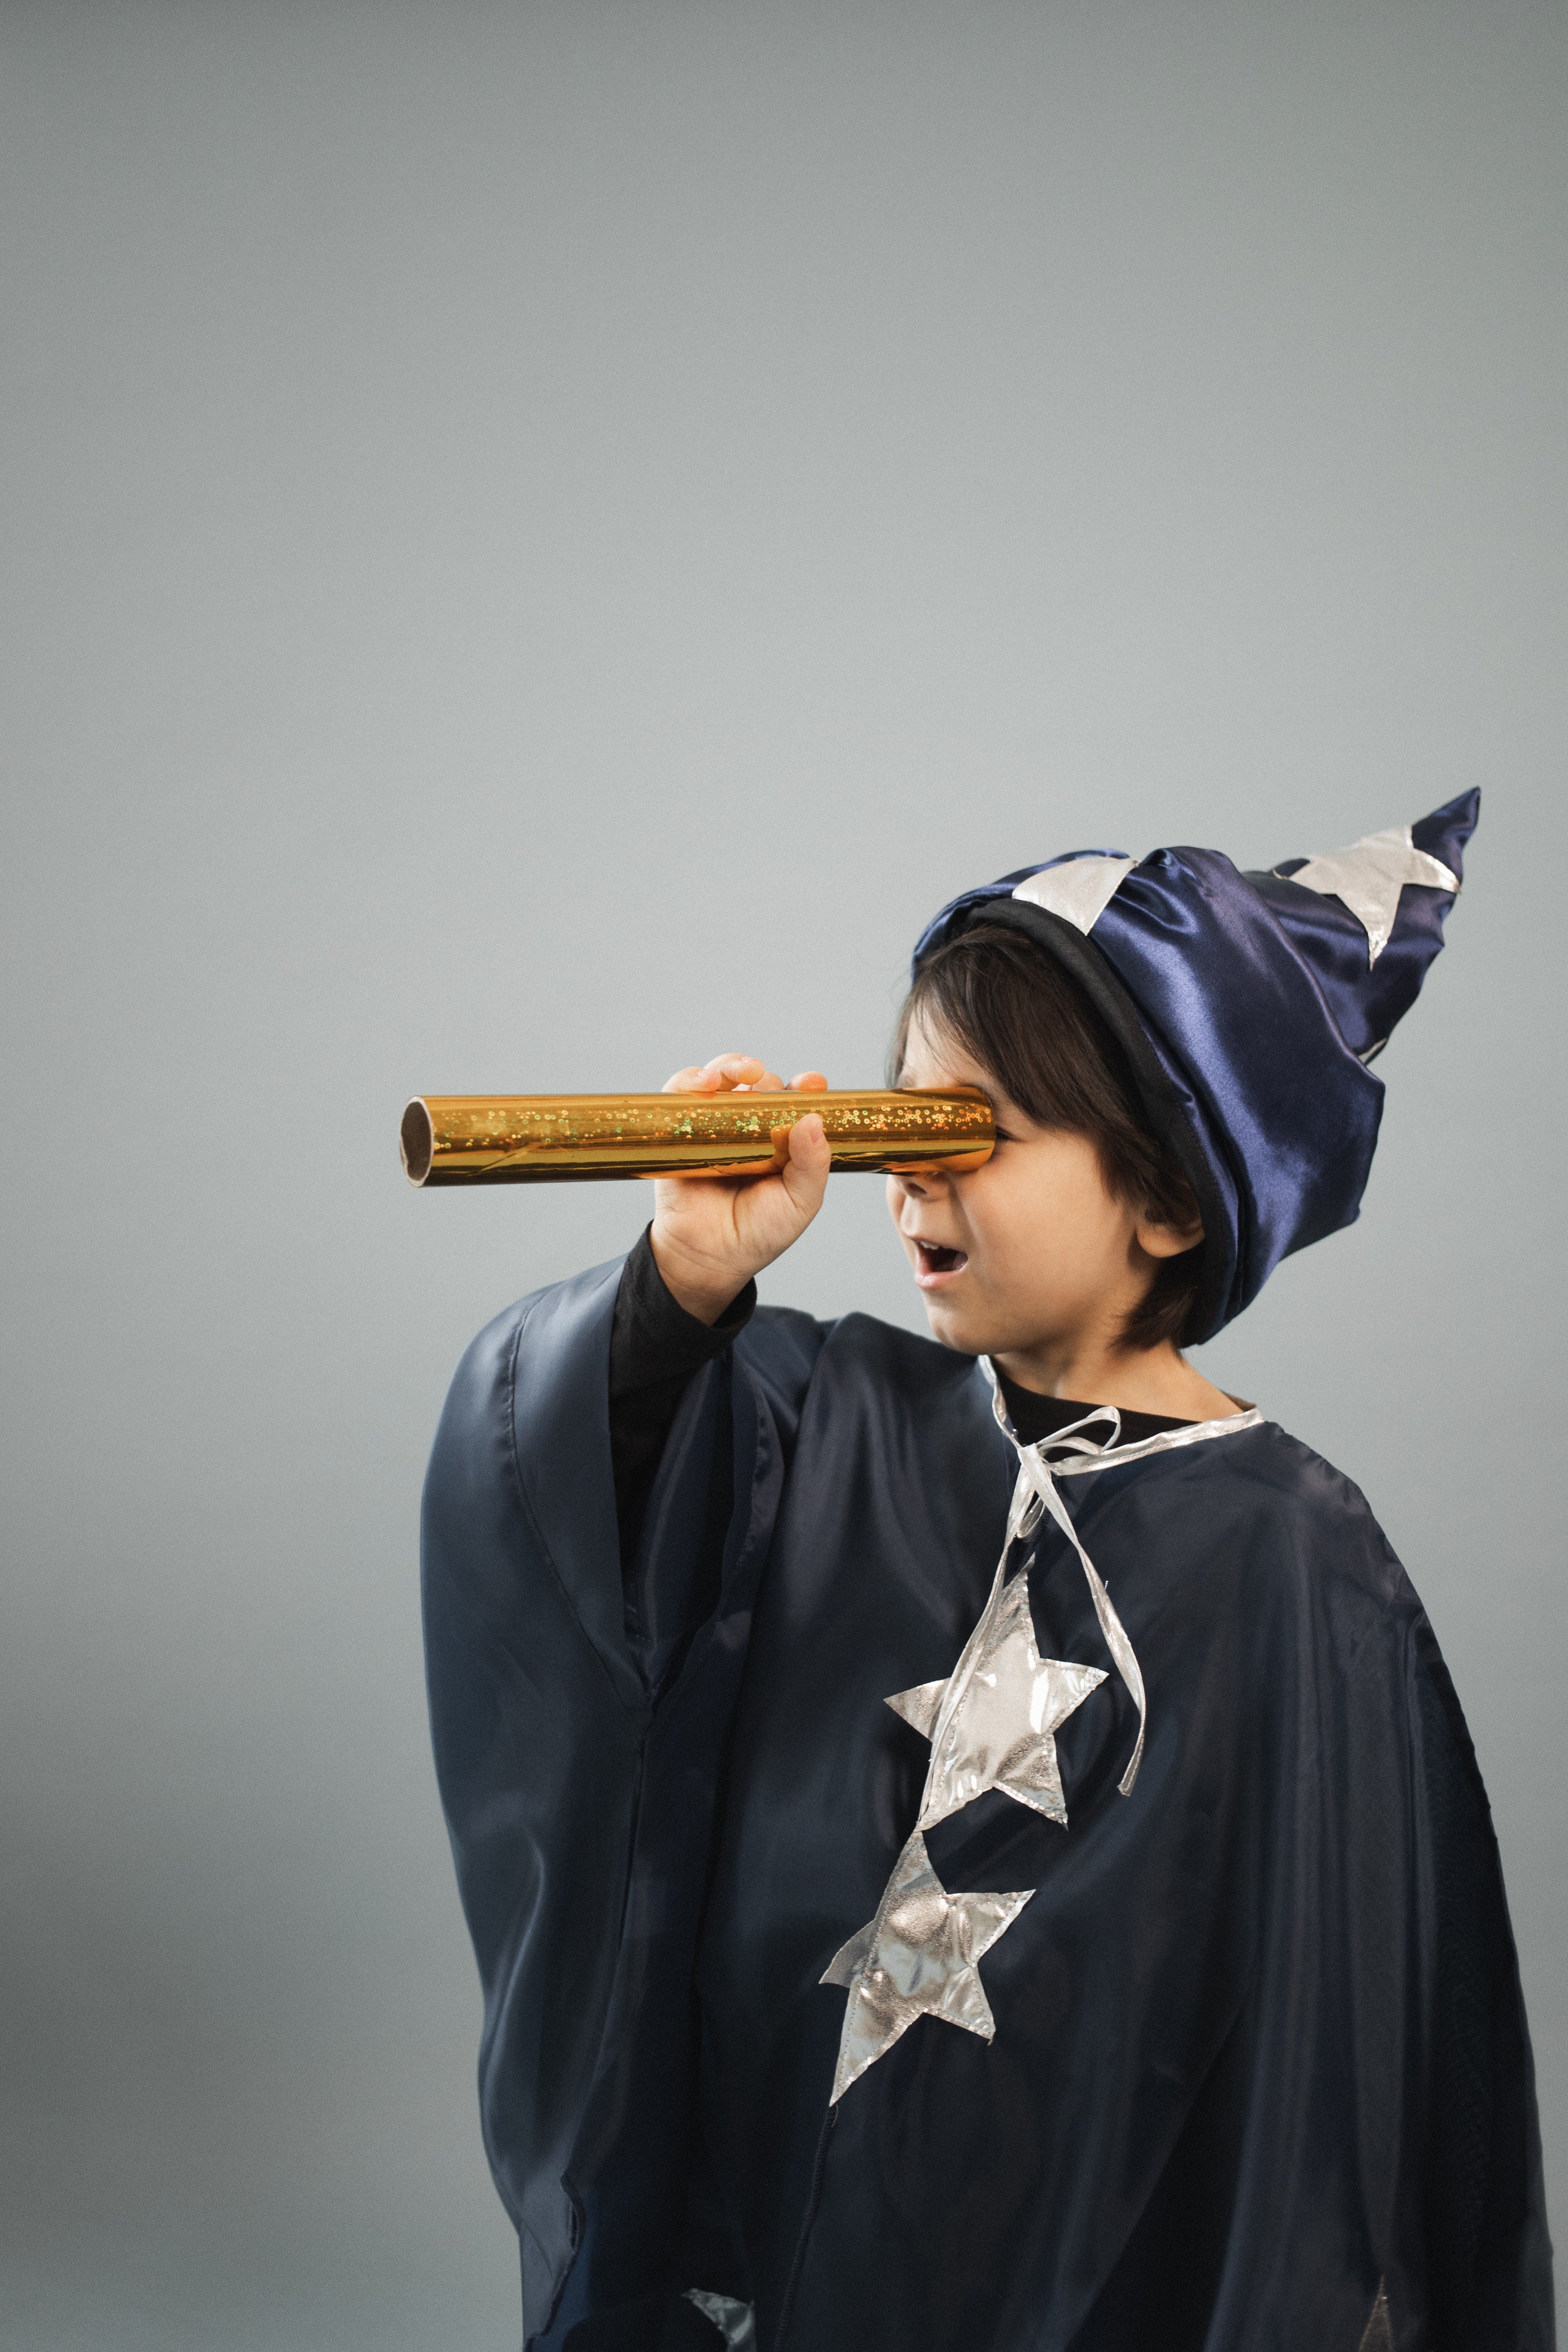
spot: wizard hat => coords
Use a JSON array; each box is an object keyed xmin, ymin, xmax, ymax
[{"xmin": 911, "ymin": 790, "xmax": 1479, "ymax": 1343}]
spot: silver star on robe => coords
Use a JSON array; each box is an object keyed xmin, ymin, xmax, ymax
[
  {"xmin": 1284, "ymin": 824, "xmax": 1458, "ymax": 965},
  {"xmin": 888, "ymin": 1566, "xmax": 1108, "ymax": 1831},
  {"xmin": 820, "ymin": 1831, "xmax": 1033, "ymax": 2102}
]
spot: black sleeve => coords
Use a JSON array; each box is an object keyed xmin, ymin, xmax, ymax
[{"xmin": 610, "ymin": 1224, "xmax": 756, "ymax": 1573}]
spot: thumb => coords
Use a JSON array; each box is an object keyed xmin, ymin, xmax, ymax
[{"xmin": 778, "ymin": 1112, "xmax": 831, "ymax": 1214}]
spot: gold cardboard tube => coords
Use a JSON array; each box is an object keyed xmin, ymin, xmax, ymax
[{"xmin": 401, "ymin": 1090, "xmax": 994, "ymax": 1186}]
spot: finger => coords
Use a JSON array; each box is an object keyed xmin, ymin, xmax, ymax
[
  {"xmin": 736, "ymin": 1069, "xmax": 784, "ymax": 1094},
  {"xmin": 788, "ymin": 1070, "xmax": 829, "ymax": 1092},
  {"xmin": 779, "ymin": 1111, "xmax": 832, "ymax": 1207},
  {"xmin": 664, "ymin": 1056, "xmax": 764, "ymax": 1094}
]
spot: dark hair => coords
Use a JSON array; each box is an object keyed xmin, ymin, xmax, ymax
[{"xmin": 892, "ymin": 922, "xmax": 1206, "ymax": 1351}]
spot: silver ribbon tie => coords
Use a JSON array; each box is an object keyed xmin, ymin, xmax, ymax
[{"xmin": 991, "ymin": 1386, "xmax": 1148, "ymax": 1797}]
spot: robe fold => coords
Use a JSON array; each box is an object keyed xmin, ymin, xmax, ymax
[{"xmin": 421, "ymin": 1259, "xmax": 1552, "ymax": 2352}]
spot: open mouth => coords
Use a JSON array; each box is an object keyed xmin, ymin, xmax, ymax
[{"xmin": 914, "ymin": 1239, "xmax": 968, "ymax": 1284}]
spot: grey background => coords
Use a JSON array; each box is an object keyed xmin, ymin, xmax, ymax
[{"xmin": 1, "ymin": 3, "xmax": 1563, "ymax": 2345}]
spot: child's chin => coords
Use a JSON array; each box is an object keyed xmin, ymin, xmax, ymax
[{"xmin": 921, "ymin": 1295, "xmax": 986, "ymax": 1352}]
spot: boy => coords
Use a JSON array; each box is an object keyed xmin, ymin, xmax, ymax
[{"xmin": 423, "ymin": 790, "xmax": 1551, "ymax": 2350}]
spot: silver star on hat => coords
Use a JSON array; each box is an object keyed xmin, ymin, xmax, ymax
[
  {"xmin": 888, "ymin": 1567, "xmax": 1108, "ymax": 1831},
  {"xmin": 820, "ymin": 1831, "xmax": 1034, "ymax": 2102},
  {"xmin": 1283, "ymin": 824, "xmax": 1459, "ymax": 966}
]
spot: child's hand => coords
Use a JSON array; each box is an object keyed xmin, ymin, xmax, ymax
[{"xmin": 650, "ymin": 1055, "xmax": 830, "ymax": 1323}]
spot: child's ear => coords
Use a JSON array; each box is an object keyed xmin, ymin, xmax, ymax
[{"xmin": 1135, "ymin": 1207, "xmax": 1205, "ymax": 1261}]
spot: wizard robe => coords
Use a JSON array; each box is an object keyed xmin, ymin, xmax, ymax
[{"xmin": 421, "ymin": 1257, "xmax": 1553, "ymax": 2352}]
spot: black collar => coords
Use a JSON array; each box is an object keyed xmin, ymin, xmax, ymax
[{"xmin": 995, "ymin": 1367, "xmax": 1194, "ymax": 1452}]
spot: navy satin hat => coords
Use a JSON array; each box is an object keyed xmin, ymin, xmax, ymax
[{"xmin": 911, "ymin": 790, "xmax": 1479, "ymax": 1344}]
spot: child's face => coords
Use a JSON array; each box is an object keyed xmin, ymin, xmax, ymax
[{"xmin": 887, "ymin": 1013, "xmax": 1178, "ymax": 1371}]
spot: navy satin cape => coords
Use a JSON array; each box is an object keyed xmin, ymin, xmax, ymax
[{"xmin": 421, "ymin": 1259, "xmax": 1552, "ymax": 2352}]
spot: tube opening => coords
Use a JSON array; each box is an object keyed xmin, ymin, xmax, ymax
[{"xmin": 401, "ymin": 1099, "xmax": 435, "ymax": 1185}]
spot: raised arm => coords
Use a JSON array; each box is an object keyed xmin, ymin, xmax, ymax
[{"xmin": 609, "ymin": 1052, "xmax": 830, "ymax": 1571}]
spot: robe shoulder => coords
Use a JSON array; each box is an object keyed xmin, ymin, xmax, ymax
[
  {"xmin": 1111, "ymin": 1414, "xmax": 1417, "ymax": 1618},
  {"xmin": 732, "ymin": 1297, "xmax": 833, "ymax": 1408},
  {"xmin": 439, "ymin": 1283, "xmax": 959, "ymax": 1458},
  {"xmin": 744, "ymin": 1305, "xmax": 992, "ymax": 1415}
]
